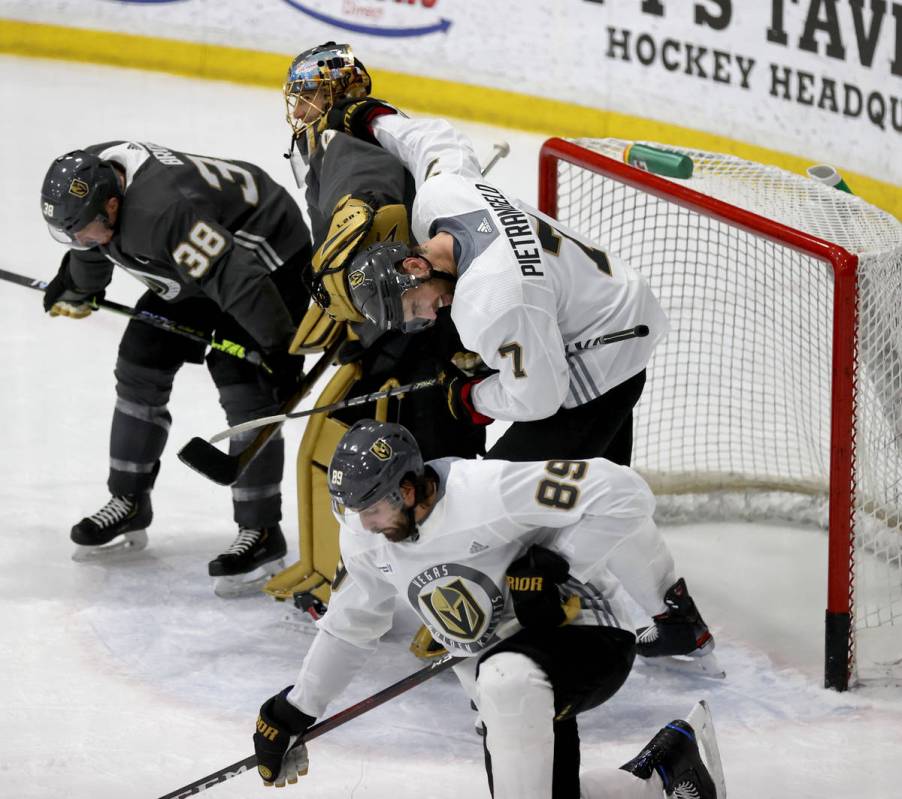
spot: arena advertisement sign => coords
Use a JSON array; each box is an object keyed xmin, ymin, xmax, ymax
[
  {"xmin": 279, "ymin": 0, "xmax": 451, "ymax": 38},
  {"xmin": 0, "ymin": 0, "xmax": 897, "ymax": 189}
]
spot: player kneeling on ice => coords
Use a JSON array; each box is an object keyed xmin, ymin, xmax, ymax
[
  {"xmin": 39, "ymin": 144, "xmax": 311, "ymax": 595},
  {"xmin": 254, "ymin": 420, "xmax": 726, "ymax": 798}
]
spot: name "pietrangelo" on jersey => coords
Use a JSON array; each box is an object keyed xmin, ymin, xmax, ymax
[{"xmin": 476, "ymin": 183, "xmax": 544, "ymax": 277}]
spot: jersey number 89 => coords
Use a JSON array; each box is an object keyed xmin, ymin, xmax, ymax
[{"xmin": 535, "ymin": 460, "xmax": 588, "ymax": 510}]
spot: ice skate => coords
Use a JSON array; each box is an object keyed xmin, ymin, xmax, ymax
[
  {"xmin": 70, "ymin": 494, "xmax": 151, "ymax": 562},
  {"xmin": 636, "ymin": 578, "xmax": 725, "ymax": 679},
  {"xmin": 208, "ymin": 525, "xmax": 286, "ymax": 598},
  {"xmin": 621, "ymin": 700, "xmax": 726, "ymax": 799}
]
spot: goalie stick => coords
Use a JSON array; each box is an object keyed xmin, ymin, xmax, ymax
[
  {"xmin": 154, "ymin": 618, "xmax": 520, "ymax": 799},
  {"xmin": 0, "ymin": 266, "xmax": 268, "ymax": 369},
  {"xmin": 199, "ymin": 324, "xmax": 651, "ymax": 445},
  {"xmin": 177, "ymin": 333, "xmax": 345, "ymax": 485},
  {"xmin": 175, "ymin": 137, "xmax": 515, "ymax": 484}
]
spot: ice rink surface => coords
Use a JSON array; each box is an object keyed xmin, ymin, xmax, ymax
[{"xmin": 1, "ymin": 55, "xmax": 900, "ymax": 799}]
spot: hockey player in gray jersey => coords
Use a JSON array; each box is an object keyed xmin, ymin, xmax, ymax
[
  {"xmin": 252, "ymin": 420, "xmax": 726, "ymax": 799},
  {"xmin": 39, "ymin": 142, "xmax": 311, "ymax": 595}
]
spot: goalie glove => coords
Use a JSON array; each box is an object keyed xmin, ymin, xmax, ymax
[
  {"xmin": 254, "ymin": 687, "xmax": 316, "ymax": 787},
  {"xmin": 506, "ymin": 545, "xmax": 576, "ymax": 629},
  {"xmin": 324, "ymin": 96, "xmax": 399, "ymax": 144},
  {"xmin": 437, "ymin": 363, "xmax": 493, "ymax": 426},
  {"xmin": 309, "ymin": 194, "xmax": 374, "ymax": 323}
]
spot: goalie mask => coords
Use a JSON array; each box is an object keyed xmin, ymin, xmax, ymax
[
  {"xmin": 284, "ymin": 42, "xmax": 371, "ymax": 159},
  {"xmin": 347, "ymin": 241, "xmax": 455, "ymax": 334},
  {"xmin": 40, "ymin": 150, "xmax": 122, "ymax": 250},
  {"xmin": 329, "ymin": 420, "xmax": 425, "ymax": 539}
]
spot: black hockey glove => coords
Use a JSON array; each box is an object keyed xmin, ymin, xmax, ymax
[
  {"xmin": 437, "ymin": 363, "xmax": 493, "ymax": 426},
  {"xmin": 324, "ymin": 96, "xmax": 399, "ymax": 144},
  {"xmin": 506, "ymin": 545, "xmax": 572, "ymax": 629},
  {"xmin": 261, "ymin": 349, "xmax": 306, "ymax": 404},
  {"xmin": 43, "ymin": 266, "xmax": 103, "ymax": 319},
  {"xmin": 254, "ymin": 686, "xmax": 316, "ymax": 787}
]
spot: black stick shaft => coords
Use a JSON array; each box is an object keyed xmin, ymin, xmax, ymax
[
  {"xmin": 154, "ymin": 654, "xmax": 461, "ymax": 798},
  {"xmin": 0, "ymin": 266, "xmax": 265, "ymax": 366}
]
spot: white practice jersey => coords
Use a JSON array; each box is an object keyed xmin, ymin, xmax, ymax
[
  {"xmin": 287, "ymin": 457, "xmax": 674, "ymax": 717},
  {"xmin": 372, "ymin": 115, "xmax": 670, "ymax": 421}
]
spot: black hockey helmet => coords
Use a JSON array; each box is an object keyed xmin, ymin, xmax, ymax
[
  {"xmin": 345, "ymin": 241, "xmax": 425, "ymax": 333},
  {"xmin": 328, "ymin": 420, "xmax": 424, "ymax": 512},
  {"xmin": 40, "ymin": 150, "xmax": 122, "ymax": 248}
]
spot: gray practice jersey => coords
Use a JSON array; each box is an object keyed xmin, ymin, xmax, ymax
[
  {"xmin": 61, "ymin": 141, "xmax": 311, "ymax": 350},
  {"xmin": 286, "ymin": 456, "xmax": 674, "ymax": 717},
  {"xmin": 371, "ymin": 115, "xmax": 670, "ymax": 421}
]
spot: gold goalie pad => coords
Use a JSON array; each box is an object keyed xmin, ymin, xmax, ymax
[
  {"xmin": 263, "ymin": 361, "xmax": 362, "ymax": 604},
  {"xmin": 409, "ymin": 624, "xmax": 449, "ymax": 660}
]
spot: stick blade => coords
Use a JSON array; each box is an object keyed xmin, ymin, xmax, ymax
[{"xmin": 177, "ymin": 437, "xmax": 241, "ymax": 486}]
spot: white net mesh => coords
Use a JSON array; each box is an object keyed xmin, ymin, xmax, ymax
[{"xmin": 549, "ymin": 138, "xmax": 902, "ymax": 685}]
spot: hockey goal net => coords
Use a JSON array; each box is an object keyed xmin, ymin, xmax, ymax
[{"xmin": 538, "ymin": 137, "xmax": 902, "ymax": 690}]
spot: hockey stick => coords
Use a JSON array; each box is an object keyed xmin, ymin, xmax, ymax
[
  {"xmin": 205, "ymin": 323, "xmax": 651, "ymax": 443},
  {"xmin": 176, "ymin": 332, "xmax": 345, "ymax": 485},
  {"xmin": 175, "ymin": 137, "xmax": 517, "ymax": 482},
  {"xmin": 154, "ymin": 618, "xmax": 519, "ymax": 799},
  {"xmin": 0, "ymin": 267, "xmax": 268, "ymax": 369},
  {"xmin": 481, "ymin": 141, "xmax": 511, "ymax": 176}
]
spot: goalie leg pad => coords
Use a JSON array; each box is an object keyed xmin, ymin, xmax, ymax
[{"xmin": 476, "ymin": 652, "xmax": 555, "ymax": 799}]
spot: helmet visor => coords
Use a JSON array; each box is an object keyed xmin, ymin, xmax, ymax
[
  {"xmin": 332, "ymin": 493, "xmax": 404, "ymax": 536},
  {"xmin": 46, "ymin": 213, "xmax": 111, "ymax": 251}
]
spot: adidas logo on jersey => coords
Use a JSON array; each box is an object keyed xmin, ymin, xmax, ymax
[
  {"xmin": 476, "ymin": 217, "xmax": 493, "ymax": 234},
  {"xmin": 469, "ymin": 540, "xmax": 489, "ymax": 554}
]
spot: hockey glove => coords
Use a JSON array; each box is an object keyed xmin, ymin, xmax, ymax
[
  {"xmin": 42, "ymin": 269, "xmax": 102, "ymax": 319},
  {"xmin": 254, "ymin": 686, "xmax": 316, "ymax": 787},
  {"xmin": 506, "ymin": 545, "xmax": 572, "ymax": 629},
  {"xmin": 324, "ymin": 96, "xmax": 399, "ymax": 144},
  {"xmin": 261, "ymin": 349, "xmax": 306, "ymax": 404},
  {"xmin": 437, "ymin": 363, "xmax": 493, "ymax": 426}
]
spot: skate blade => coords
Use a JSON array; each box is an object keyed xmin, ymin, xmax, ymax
[
  {"xmin": 72, "ymin": 530, "xmax": 148, "ymax": 562},
  {"xmin": 213, "ymin": 559, "xmax": 286, "ymax": 598},
  {"xmin": 639, "ymin": 648, "xmax": 726, "ymax": 680},
  {"xmin": 685, "ymin": 700, "xmax": 727, "ymax": 799}
]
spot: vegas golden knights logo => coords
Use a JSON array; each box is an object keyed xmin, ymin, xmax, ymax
[
  {"xmin": 370, "ymin": 438, "xmax": 392, "ymax": 461},
  {"xmin": 68, "ymin": 178, "xmax": 89, "ymax": 198},
  {"xmin": 348, "ymin": 269, "xmax": 365, "ymax": 288},
  {"xmin": 420, "ymin": 579, "xmax": 485, "ymax": 639}
]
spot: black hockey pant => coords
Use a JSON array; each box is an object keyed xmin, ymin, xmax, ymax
[
  {"xmin": 485, "ymin": 370, "xmax": 646, "ymax": 466},
  {"xmin": 108, "ymin": 270, "xmax": 306, "ymax": 528},
  {"xmin": 478, "ymin": 625, "xmax": 636, "ymax": 798}
]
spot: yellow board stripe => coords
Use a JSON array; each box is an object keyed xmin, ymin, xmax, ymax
[{"xmin": 1, "ymin": 18, "xmax": 898, "ymax": 218}]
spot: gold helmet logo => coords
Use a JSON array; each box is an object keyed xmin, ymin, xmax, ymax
[
  {"xmin": 370, "ymin": 439, "xmax": 392, "ymax": 461},
  {"xmin": 68, "ymin": 178, "xmax": 89, "ymax": 198},
  {"xmin": 348, "ymin": 269, "xmax": 365, "ymax": 288}
]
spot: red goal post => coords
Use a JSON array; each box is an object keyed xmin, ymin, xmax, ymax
[{"xmin": 538, "ymin": 137, "xmax": 902, "ymax": 691}]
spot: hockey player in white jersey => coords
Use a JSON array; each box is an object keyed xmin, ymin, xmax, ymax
[
  {"xmin": 328, "ymin": 103, "xmax": 668, "ymax": 467},
  {"xmin": 314, "ymin": 103, "xmax": 711, "ymax": 663},
  {"xmin": 253, "ymin": 420, "xmax": 726, "ymax": 799}
]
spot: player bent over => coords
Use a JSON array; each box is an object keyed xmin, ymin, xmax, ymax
[
  {"xmin": 39, "ymin": 143, "xmax": 311, "ymax": 595},
  {"xmin": 253, "ymin": 420, "xmax": 725, "ymax": 798},
  {"xmin": 318, "ymin": 102, "xmax": 712, "ymax": 663}
]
